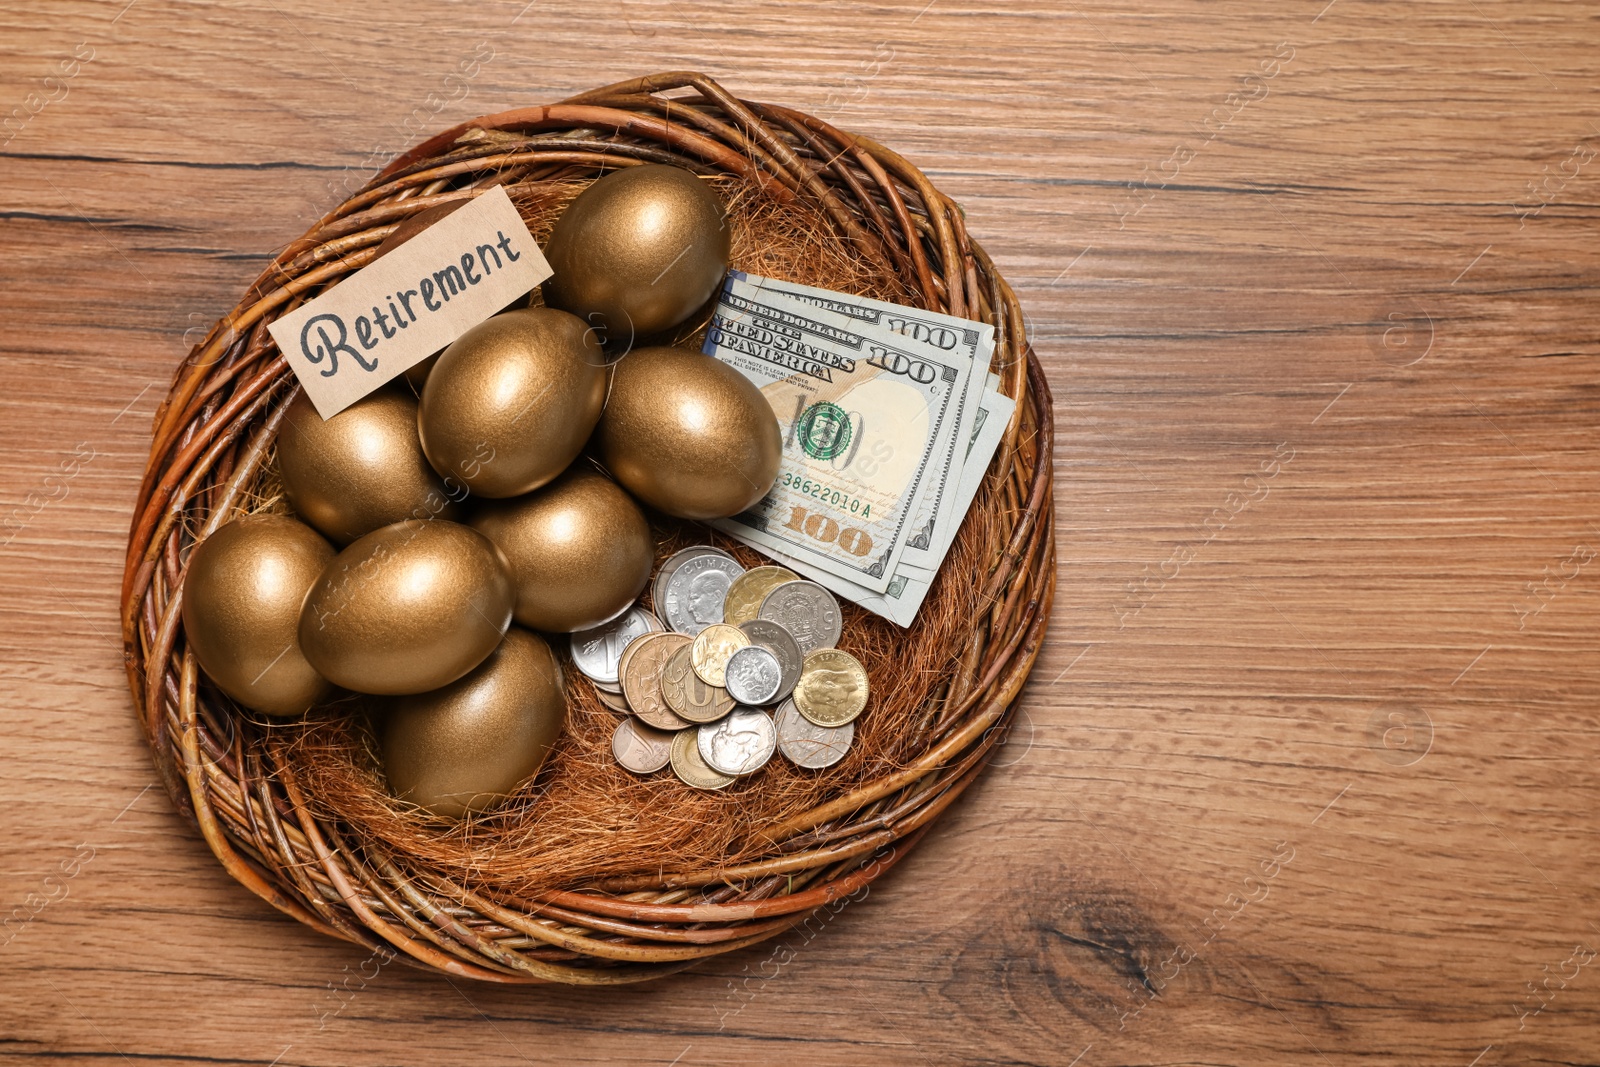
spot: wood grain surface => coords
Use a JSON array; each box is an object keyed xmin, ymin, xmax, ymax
[{"xmin": 3, "ymin": 1, "xmax": 1598, "ymax": 1063}]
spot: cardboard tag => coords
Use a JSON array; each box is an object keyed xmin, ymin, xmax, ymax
[{"xmin": 268, "ymin": 186, "xmax": 551, "ymax": 418}]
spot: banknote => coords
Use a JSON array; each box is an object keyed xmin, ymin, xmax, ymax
[
  {"xmin": 727, "ymin": 271, "xmax": 996, "ymax": 571},
  {"xmin": 758, "ymin": 381, "xmax": 1015, "ymax": 626},
  {"xmin": 703, "ymin": 279, "xmax": 971, "ymax": 593}
]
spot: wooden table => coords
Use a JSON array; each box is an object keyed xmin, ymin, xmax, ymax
[{"xmin": 4, "ymin": 1, "xmax": 1597, "ymax": 1062}]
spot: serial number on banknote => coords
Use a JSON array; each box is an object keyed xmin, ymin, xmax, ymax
[{"xmin": 777, "ymin": 472, "xmax": 875, "ymax": 517}]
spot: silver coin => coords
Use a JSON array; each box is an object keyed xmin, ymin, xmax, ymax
[
  {"xmin": 697, "ymin": 706, "xmax": 776, "ymax": 776},
  {"xmin": 757, "ymin": 580, "xmax": 842, "ymax": 655},
  {"xmin": 775, "ymin": 697, "xmax": 854, "ymax": 769},
  {"xmin": 569, "ymin": 607, "xmax": 662, "ymax": 686},
  {"xmin": 662, "ymin": 553, "xmax": 745, "ymax": 636},
  {"xmin": 611, "ymin": 717, "xmax": 674, "ymax": 774},
  {"xmin": 652, "ymin": 545, "xmax": 737, "ymax": 613},
  {"xmin": 738, "ymin": 619, "xmax": 803, "ymax": 702},
  {"xmin": 723, "ymin": 645, "xmax": 782, "ymax": 705}
]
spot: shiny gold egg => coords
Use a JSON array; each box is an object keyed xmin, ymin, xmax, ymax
[
  {"xmin": 298, "ymin": 519, "xmax": 513, "ymax": 695},
  {"xmin": 417, "ymin": 307, "xmax": 606, "ymax": 498},
  {"xmin": 277, "ymin": 386, "xmax": 462, "ymax": 544},
  {"xmin": 381, "ymin": 627, "xmax": 566, "ymax": 818},
  {"xmin": 182, "ymin": 514, "xmax": 335, "ymax": 716},
  {"xmin": 597, "ymin": 346, "xmax": 782, "ymax": 520},
  {"xmin": 542, "ymin": 164, "xmax": 730, "ymax": 343},
  {"xmin": 470, "ymin": 465, "xmax": 654, "ymax": 633}
]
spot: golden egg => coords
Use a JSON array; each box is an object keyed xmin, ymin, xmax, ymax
[
  {"xmin": 470, "ymin": 465, "xmax": 654, "ymax": 633},
  {"xmin": 381, "ymin": 627, "xmax": 566, "ymax": 818},
  {"xmin": 597, "ymin": 346, "xmax": 781, "ymax": 519},
  {"xmin": 298, "ymin": 519, "xmax": 513, "ymax": 695},
  {"xmin": 277, "ymin": 386, "xmax": 461, "ymax": 544},
  {"xmin": 542, "ymin": 164, "xmax": 730, "ymax": 343},
  {"xmin": 417, "ymin": 307, "xmax": 606, "ymax": 498},
  {"xmin": 182, "ymin": 514, "xmax": 334, "ymax": 716}
]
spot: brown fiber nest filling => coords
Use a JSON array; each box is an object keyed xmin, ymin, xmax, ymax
[{"xmin": 122, "ymin": 72, "xmax": 1055, "ymax": 984}]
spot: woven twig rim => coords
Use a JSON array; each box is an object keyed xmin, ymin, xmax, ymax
[{"xmin": 121, "ymin": 71, "xmax": 1056, "ymax": 984}]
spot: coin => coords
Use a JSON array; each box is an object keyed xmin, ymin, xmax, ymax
[
  {"xmin": 570, "ymin": 607, "xmax": 662, "ymax": 686},
  {"xmin": 737, "ymin": 619, "xmax": 803, "ymax": 702},
  {"xmin": 793, "ymin": 648, "xmax": 869, "ymax": 727},
  {"xmin": 652, "ymin": 545, "xmax": 737, "ymax": 616},
  {"xmin": 723, "ymin": 645, "xmax": 782, "ymax": 705},
  {"xmin": 775, "ymin": 697, "xmax": 854, "ymax": 769},
  {"xmin": 612, "ymin": 717, "xmax": 674, "ymax": 774},
  {"xmin": 613, "ymin": 629, "xmax": 654, "ymax": 688},
  {"xmin": 622, "ymin": 632, "xmax": 692, "ymax": 730},
  {"xmin": 661, "ymin": 643, "xmax": 735, "ymax": 724},
  {"xmin": 757, "ymin": 580, "xmax": 842, "ymax": 655},
  {"xmin": 662, "ymin": 553, "xmax": 745, "ymax": 635},
  {"xmin": 615, "ymin": 627, "xmax": 673, "ymax": 689},
  {"xmin": 722, "ymin": 565, "xmax": 800, "ymax": 627},
  {"xmin": 595, "ymin": 685, "xmax": 632, "ymax": 714},
  {"xmin": 698, "ymin": 707, "xmax": 777, "ymax": 776},
  {"xmin": 670, "ymin": 726, "xmax": 734, "ymax": 790},
  {"xmin": 691, "ymin": 623, "xmax": 749, "ymax": 687}
]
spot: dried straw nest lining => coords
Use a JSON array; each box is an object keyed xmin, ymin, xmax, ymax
[{"xmin": 122, "ymin": 72, "xmax": 1055, "ymax": 984}]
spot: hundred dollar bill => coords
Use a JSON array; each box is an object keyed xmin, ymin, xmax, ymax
[
  {"xmin": 955, "ymin": 377, "xmax": 1015, "ymax": 521},
  {"xmin": 703, "ymin": 280, "xmax": 971, "ymax": 593},
  {"xmin": 727, "ymin": 271, "xmax": 996, "ymax": 571},
  {"xmin": 760, "ymin": 381, "xmax": 1017, "ymax": 626}
]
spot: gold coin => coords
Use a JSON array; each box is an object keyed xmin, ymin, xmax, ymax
[
  {"xmin": 613, "ymin": 629, "xmax": 664, "ymax": 696},
  {"xmin": 721, "ymin": 565, "xmax": 799, "ymax": 627},
  {"xmin": 690, "ymin": 623, "xmax": 749, "ymax": 687},
  {"xmin": 662, "ymin": 643, "xmax": 736, "ymax": 724},
  {"xmin": 622, "ymin": 632, "xmax": 692, "ymax": 731},
  {"xmin": 793, "ymin": 648, "xmax": 869, "ymax": 727},
  {"xmin": 595, "ymin": 685, "xmax": 632, "ymax": 714},
  {"xmin": 670, "ymin": 727, "xmax": 734, "ymax": 790}
]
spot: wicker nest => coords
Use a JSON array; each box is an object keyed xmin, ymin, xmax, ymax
[{"xmin": 121, "ymin": 72, "xmax": 1055, "ymax": 984}]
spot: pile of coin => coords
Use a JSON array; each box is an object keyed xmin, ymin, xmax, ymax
[{"xmin": 569, "ymin": 546, "xmax": 870, "ymax": 789}]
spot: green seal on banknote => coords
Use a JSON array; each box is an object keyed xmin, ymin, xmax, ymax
[{"xmin": 796, "ymin": 401, "xmax": 853, "ymax": 461}]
